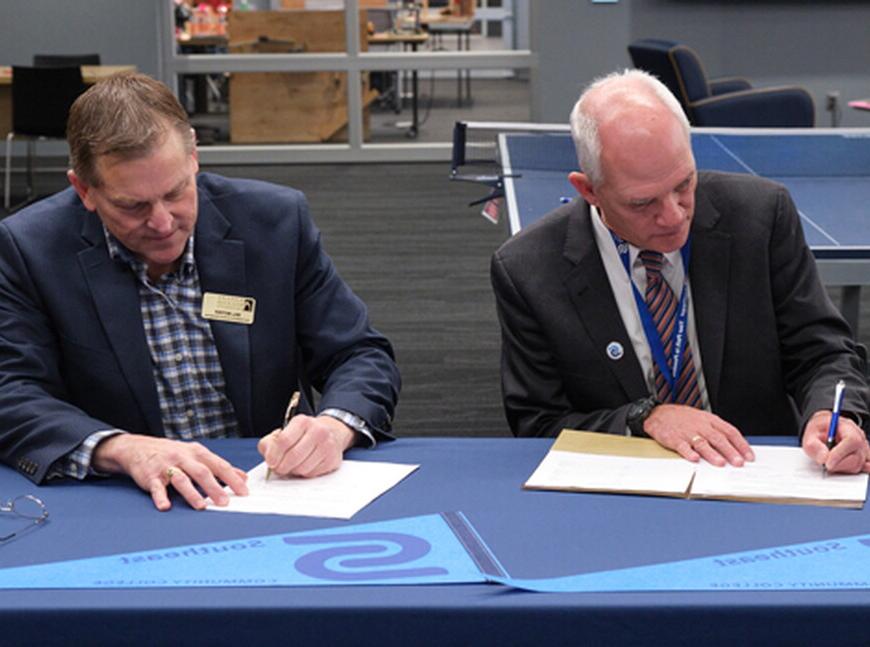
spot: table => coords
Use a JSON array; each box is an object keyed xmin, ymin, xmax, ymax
[
  {"xmin": 498, "ymin": 126, "xmax": 870, "ymax": 334},
  {"xmin": 0, "ymin": 65, "xmax": 135, "ymax": 139},
  {"xmin": 175, "ymin": 30, "xmax": 425, "ymax": 134},
  {"xmin": 421, "ymin": 9, "xmax": 473, "ymax": 106},
  {"xmin": 367, "ymin": 30, "xmax": 429, "ymax": 138},
  {"xmin": 1, "ymin": 437, "xmax": 868, "ymax": 646}
]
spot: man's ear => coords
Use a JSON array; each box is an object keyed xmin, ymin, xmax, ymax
[
  {"xmin": 190, "ymin": 127, "xmax": 200, "ymax": 171},
  {"xmin": 67, "ymin": 170, "xmax": 97, "ymax": 212},
  {"xmin": 568, "ymin": 171, "xmax": 599, "ymax": 207}
]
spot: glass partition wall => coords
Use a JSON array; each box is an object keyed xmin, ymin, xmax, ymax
[{"xmin": 160, "ymin": 0, "xmax": 535, "ymax": 163}]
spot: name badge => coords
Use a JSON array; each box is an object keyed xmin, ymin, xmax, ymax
[{"xmin": 201, "ymin": 292, "xmax": 256, "ymax": 325}]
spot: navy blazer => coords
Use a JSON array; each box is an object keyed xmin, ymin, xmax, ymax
[
  {"xmin": 0, "ymin": 173, "xmax": 400, "ymax": 482},
  {"xmin": 491, "ymin": 171, "xmax": 869, "ymax": 438}
]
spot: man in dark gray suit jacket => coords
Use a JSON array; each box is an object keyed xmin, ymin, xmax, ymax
[
  {"xmin": 491, "ymin": 69, "xmax": 870, "ymax": 474},
  {"xmin": 0, "ymin": 73, "xmax": 400, "ymax": 510}
]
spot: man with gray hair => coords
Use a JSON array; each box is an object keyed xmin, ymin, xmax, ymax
[
  {"xmin": 0, "ymin": 73, "xmax": 400, "ymax": 510},
  {"xmin": 491, "ymin": 69, "xmax": 870, "ymax": 473}
]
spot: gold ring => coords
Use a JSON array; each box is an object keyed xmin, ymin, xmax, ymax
[
  {"xmin": 166, "ymin": 467, "xmax": 178, "ymax": 480},
  {"xmin": 690, "ymin": 435, "xmax": 705, "ymax": 446}
]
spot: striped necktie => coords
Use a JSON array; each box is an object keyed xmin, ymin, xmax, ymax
[{"xmin": 639, "ymin": 250, "xmax": 702, "ymax": 407}]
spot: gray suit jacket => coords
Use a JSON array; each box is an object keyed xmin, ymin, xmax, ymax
[{"xmin": 491, "ymin": 171, "xmax": 869, "ymax": 438}]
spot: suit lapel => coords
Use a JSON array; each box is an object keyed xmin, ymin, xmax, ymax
[
  {"xmin": 194, "ymin": 195, "xmax": 253, "ymax": 435},
  {"xmin": 563, "ymin": 203, "xmax": 649, "ymax": 401},
  {"xmin": 688, "ymin": 186, "xmax": 731, "ymax": 409},
  {"xmin": 77, "ymin": 213, "xmax": 163, "ymax": 435}
]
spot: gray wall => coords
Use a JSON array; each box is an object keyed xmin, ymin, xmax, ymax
[
  {"xmin": 0, "ymin": 0, "xmax": 162, "ymax": 157},
  {"xmin": 531, "ymin": 0, "xmax": 630, "ymax": 123},
  {"xmin": 0, "ymin": 0, "xmax": 160, "ymax": 75},
  {"xmin": 532, "ymin": 0, "xmax": 870, "ymax": 127}
]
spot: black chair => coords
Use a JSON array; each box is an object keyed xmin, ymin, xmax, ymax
[
  {"xmin": 628, "ymin": 38, "xmax": 815, "ymax": 127},
  {"xmin": 4, "ymin": 66, "xmax": 87, "ymax": 211},
  {"xmin": 33, "ymin": 53, "xmax": 101, "ymax": 67}
]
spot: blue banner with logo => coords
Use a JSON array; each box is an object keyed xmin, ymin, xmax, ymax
[
  {"xmin": 491, "ymin": 535, "xmax": 870, "ymax": 592},
  {"xmin": 0, "ymin": 512, "xmax": 503, "ymax": 589},
  {"xmin": 5, "ymin": 511, "xmax": 867, "ymax": 592}
]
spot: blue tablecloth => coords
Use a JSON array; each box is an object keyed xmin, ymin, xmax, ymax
[{"xmin": 2, "ymin": 437, "xmax": 868, "ymax": 646}]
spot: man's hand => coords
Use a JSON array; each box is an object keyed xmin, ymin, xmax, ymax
[
  {"xmin": 802, "ymin": 411, "xmax": 870, "ymax": 474},
  {"xmin": 92, "ymin": 435, "xmax": 249, "ymax": 512},
  {"xmin": 257, "ymin": 414, "xmax": 355, "ymax": 479},
  {"xmin": 643, "ymin": 404, "xmax": 755, "ymax": 467}
]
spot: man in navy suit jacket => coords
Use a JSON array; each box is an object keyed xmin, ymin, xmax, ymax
[
  {"xmin": 0, "ymin": 73, "xmax": 400, "ymax": 510},
  {"xmin": 491, "ymin": 69, "xmax": 870, "ymax": 474}
]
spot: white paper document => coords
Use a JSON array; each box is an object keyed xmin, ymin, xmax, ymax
[
  {"xmin": 691, "ymin": 445, "xmax": 869, "ymax": 504},
  {"xmin": 525, "ymin": 449, "xmax": 695, "ymax": 496},
  {"xmin": 206, "ymin": 459, "xmax": 419, "ymax": 519}
]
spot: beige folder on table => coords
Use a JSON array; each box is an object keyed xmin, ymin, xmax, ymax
[{"xmin": 525, "ymin": 430, "xmax": 869, "ymax": 509}]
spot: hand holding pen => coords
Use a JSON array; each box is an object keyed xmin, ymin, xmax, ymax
[
  {"xmin": 803, "ymin": 379, "xmax": 870, "ymax": 475},
  {"xmin": 822, "ymin": 380, "xmax": 845, "ymax": 477},
  {"xmin": 265, "ymin": 390, "xmax": 300, "ymax": 482}
]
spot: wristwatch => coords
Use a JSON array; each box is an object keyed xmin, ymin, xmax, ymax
[{"xmin": 626, "ymin": 395, "xmax": 660, "ymax": 437}]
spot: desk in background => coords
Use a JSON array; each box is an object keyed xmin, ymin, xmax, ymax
[
  {"xmin": 496, "ymin": 125, "xmax": 870, "ymax": 335},
  {"xmin": 421, "ymin": 9, "xmax": 474, "ymax": 106},
  {"xmin": 0, "ymin": 65, "xmax": 135, "ymax": 139},
  {"xmin": 1, "ymin": 437, "xmax": 868, "ymax": 646},
  {"xmin": 175, "ymin": 24, "xmax": 424, "ymax": 140},
  {"xmin": 368, "ymin": 30, "xmax": 429, "ymax": 137},
  {"xmin": 226, "ymin": 9, "xmax": 381, "ymax": 144}
]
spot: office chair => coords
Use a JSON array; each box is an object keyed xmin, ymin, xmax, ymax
[
  {"xmin": 33, "ymin": 53, "xmax": 101, "ymax": 67},
  {"xmin": 628, "ymin": 39, "xmax": 815, "ymax": 127},
  {"xmin": 4, "ymin": 66, "xmax": 87, "ymax": 211}
]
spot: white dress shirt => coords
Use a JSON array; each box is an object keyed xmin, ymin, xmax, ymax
[{"xmin": 590, "ymin": 206, "xmax": 710, "ymax": 411}]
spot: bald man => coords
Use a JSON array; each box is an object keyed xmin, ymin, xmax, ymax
[{"xmin": 491, "ymin": 69, "xmax": 870, "ymax": 474}]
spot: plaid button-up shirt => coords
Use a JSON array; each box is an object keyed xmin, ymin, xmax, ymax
[
  {"xmin": 57, "ymin": 230, "xmax": 373, "ymax": 479},
  {"xmin": 60, "ymin": 231, "xmax": 238, "ymax": 477}
]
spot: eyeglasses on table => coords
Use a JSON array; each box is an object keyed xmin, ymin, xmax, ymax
[{"xmin": 0, "ymin": 495, "xmax": 49, "ymax": 541}]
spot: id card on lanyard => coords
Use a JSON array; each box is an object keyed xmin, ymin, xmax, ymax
[{"xmin": 610, "ymin": 232, "xmax": 691, "ymax": 396}]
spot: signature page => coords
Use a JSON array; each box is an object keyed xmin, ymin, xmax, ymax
[
  {"xmin": 691, "ymin": 445, "xmax": 868, "ymax": 508},
  {"xmin": 207, "ymin": 460, "xmax": 419, "ymax": 519}
]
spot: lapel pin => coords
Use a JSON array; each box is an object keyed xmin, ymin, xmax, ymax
[{"xmin": 606, "ymin": 341, "xmax": 624, "ymax": 361}]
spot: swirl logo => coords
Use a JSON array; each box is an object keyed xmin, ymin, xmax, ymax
[{"xmin": 284, "ymin": 532, "xmax": 449, "ymax": 581}]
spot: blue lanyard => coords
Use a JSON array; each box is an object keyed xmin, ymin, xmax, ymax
[{"xmin": 611, "ymin": 232, "xmax": 692, "ymax": 394}]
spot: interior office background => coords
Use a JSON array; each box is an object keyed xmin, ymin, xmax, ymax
[
  {"xmin": 2, "ymin": 1, "xmax": 869, "ymax": 127},
  {"xmin": 1, "ymin": 0, "xmax": 868, "ymax": 437}
]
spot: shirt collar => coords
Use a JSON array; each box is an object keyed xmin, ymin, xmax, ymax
[
  {"xmin": 103, "ymin": 225, "xmax": 196, "ymax": 281},
  {"xmin": 590, "ymin": 205, "xmax": 681, "ymax": 271}
]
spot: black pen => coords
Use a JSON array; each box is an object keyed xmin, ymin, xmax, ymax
[
  {"xmin": 265, "ymin": 390, "xmax": 300, "ymax": 482},
  {"xmin": 822, "ymin": 380, "xmax": 845, "ymax": 477}
]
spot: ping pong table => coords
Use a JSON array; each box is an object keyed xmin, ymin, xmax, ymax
[{"xmin": 490, "ymin": 125, "xmax": 870, "ymax": 335}]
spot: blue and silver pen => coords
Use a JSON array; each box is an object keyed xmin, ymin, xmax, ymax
[{"xmin": 823, "ymin": 380, "xmax": 846, "ymax": 477}]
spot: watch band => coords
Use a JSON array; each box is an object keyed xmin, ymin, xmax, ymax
[{"xmin": 627, "ymin": 395, "xmax": 660, "ymax": 437}]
